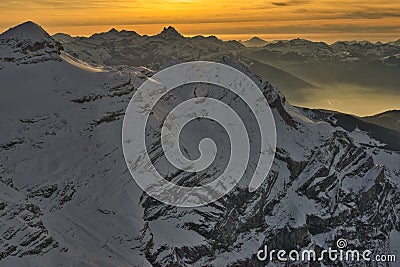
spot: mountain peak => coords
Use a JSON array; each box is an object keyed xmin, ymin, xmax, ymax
[
  {"xmin": 89, "ymin": 28, "xmax": 140, "ymax": 39},
  {"xmin": 289, "ymin": 38, "xmax": 313, "ymax": 44},
  {"xmin": 157, "ymin": 26, "xmax": 183, "ymax": 38},
  {"xmin": 249, "ymin": 36, "xmax": 264, "ymax": 41},
  {"xmin": 0, "ymin": 21, "xmax": 52, "ymax": 42},
  {"xmin": 242, "ymin": 36, "xmax": 268, "ymax": 47},
  {"xmin": 0, "ymin": 21, "xmax": 61, "ymax": 64},
  {"xmin": 108, "ymin": 28, "xmax": 119, "ymax": 33}
]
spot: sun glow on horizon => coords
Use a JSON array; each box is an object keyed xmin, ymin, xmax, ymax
[{"xmin": 0, "ymin": 0, "xmax": 399, "ymax": 42}]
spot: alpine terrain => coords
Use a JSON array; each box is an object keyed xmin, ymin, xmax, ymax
[{"xmin": 0, "ymin": 21, "xmax": 399, "ymax": 266}]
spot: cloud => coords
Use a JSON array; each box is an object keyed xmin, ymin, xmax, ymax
[
  {"xmin": 0, "ymin": 0, "xmax": 399, "ymax": 40},
  {"xmin": 342, "ymin": 11, "xmax": 400, "ymax": 19},
  {"xmin": 271, "ymin": 0, "xmax": 309, "ymax": 7},
  {"xmin": 271, "ymin": 2, "xmax": 287, "ymax": 6},
  {"xmin": 0, "ymin": 0, "xmax": 137, "ymax": 10},
  {"xmin": 241, "ymin": 0, "xmax": 310, "ymax": 10}
]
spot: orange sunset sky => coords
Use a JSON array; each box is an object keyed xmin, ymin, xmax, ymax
[{"xmin": 0, "ymin": 0, "xmax": 399, "ymax": 42}]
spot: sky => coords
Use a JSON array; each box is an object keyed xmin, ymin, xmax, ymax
[{"xmin": 0, "ymin": 0, "xmax": 399, "ymax": 42}]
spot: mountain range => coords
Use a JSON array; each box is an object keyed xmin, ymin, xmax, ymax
[
  {"xmin": 53, "ymin": 27, "xmax": 400, "ymax": 116},
  {"xmin": 0, "ymin": 21, "xmax": 399, "ymax": 266}
]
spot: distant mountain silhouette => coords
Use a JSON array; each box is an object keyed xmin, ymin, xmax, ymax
[
  {"xmin": 241, "ymin": 36, "xmax": 268, "ymax": 47},
  {"xmin": 362, "ymin": 110, "xmax": 400, "ymax": 132}
]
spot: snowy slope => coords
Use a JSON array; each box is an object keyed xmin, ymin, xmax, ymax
[{"xmin": 0, "ymin": 22, "xmax": 153, "ymax": 266}]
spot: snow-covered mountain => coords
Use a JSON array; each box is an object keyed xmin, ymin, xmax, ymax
[
  {"xmin": 53, "ymin": 26, "xmax": 243, "ymax": 68},
  {"xmin": 0, "ymin": 21, "xmax": 63, "ymax": 65},
  {"xmin": 1, "ymin": 22, "xmax": 400, "ymax": 266},
  {"xmin": 244, "ymin": 38, "xmax": 400, "ymax": 62},
  {"xmin": 0, "ymin": 21, "xmax": 151, "ymax": 266},
  {"xmin": 54, "ymin": 31, "xmax": 400, "ymax": 66},
  {"xmin": 53, "ymin": 29, "xmax": 400, "ymax": 115}
]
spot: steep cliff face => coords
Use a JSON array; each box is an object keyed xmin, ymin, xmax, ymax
[{"xmin": 137, "ymin": 73, "xmax": 400, "ymax": 266}]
